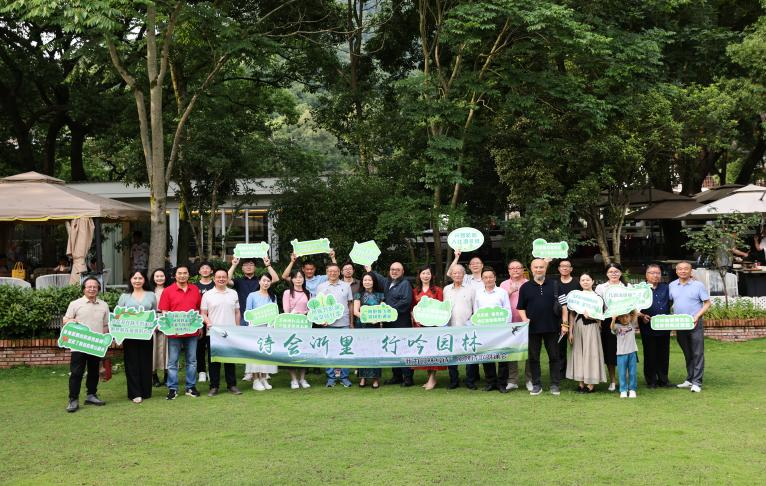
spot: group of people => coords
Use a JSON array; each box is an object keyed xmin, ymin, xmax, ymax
[{"xmin": 63, "ymin": 250, "xmax": 711, "ymax": 412}]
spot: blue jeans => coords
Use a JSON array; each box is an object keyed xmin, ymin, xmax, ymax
[
  {"xmin": 326, "ymin": 367, "xmax": 349, "ymax": 383},
  {"xmin": 167, "ymin": 336, "xmax": 198, "ymax": 391},
  {"xmin": 617, "ymin": 352, "xmax": 638, "ymax": 393}
]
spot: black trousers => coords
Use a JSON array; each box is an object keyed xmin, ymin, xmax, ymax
[
  {"xmin": 69, "ymin": 352, "xmax": 100, "ymax": 400},
  {"xmin": 482, "ymin": 362, "xmax": 509, "ymax": 387},
  {"xmin": 448, "ymin": 364, "xmax": 479, "ymax": 386},
  {"xmin": 528, "ymin": 332, "xmax": 560, "ymax": 387},
  {"xmin": 385, "ymin": 320, "xmax": 413, "ymax": 380},
  {"xmin": 558, "ymin": 336, "xmax": 568, "ymax": 377},
  {"xmin": 196, "ymin": 334, "xmax": 210, "ymax": 373},
  {"xmin": 124, "ymin": 339, "xmax": 154, "ymax": 399},
  {"xmin": 209, "ymin": 362, "xmax": 236, "ymax": 388},
  {"xmin": 641, "ymin": 332, "xmax": 670, "ymax": 386}
]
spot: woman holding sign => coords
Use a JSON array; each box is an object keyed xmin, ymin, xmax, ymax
[
  {"xmin": 411, "ymin": 266, "xmax": 446, "ymax": 390},
  {"xmin": 245, "ymin": 269, "xmax": 280, "ymax": 391},
  {"xmin": 565, "ymin": 273, "xmax": 606, "ymax": 393},
  {"xmin": 353, "ymin": 272, "xmax": 385, "ymax": 388},
  {"xmin": 150, "ymin": 268, "xmax": 170, "ymax": 388},
  {"xmin": 282, "ymin": 269, "xmax": 312, "ymax": 389},
  {"xmin": 595, "ymin": 263, "xmax": 626, "ymax": 391},
  {"xmin": 117, "ymin": 271, "xmax": 157, "ymax": 403}
]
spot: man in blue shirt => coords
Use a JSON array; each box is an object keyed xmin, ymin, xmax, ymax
[
  {"xmin": 668, "ymin": 261, "xmax": 711, "ymax": 393},
  {"xmin": 637, "ymin": 264, "xmax": 673, "ymax": 388},
  {"xmin": 281, "ymin": 250, "xmax": 337, "ymax": 298}
]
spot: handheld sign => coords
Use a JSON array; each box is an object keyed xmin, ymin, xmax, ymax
[
  {"xmin": 603, "ymin": 285, "xmax": 653, "ymax": 316},
  {"xmin": 291, "ymin": 238, "xmax": 331, "ymax": 257},
  {"xmin": 58, "ymin": 322, "xmax": 113, "ymax": 358},
  {"xmin": 412, "ymin": 297, "xmax": 452, "ymax": 326},
  {"xmin": 233, "ymin": 242, "xmax": 270, "ymax": 259},
  {"xmin": 470, "ymin": 307, "xmax": 510, "ymax": 326},
  {"xmin": 651, "ymin": 314, "xmax": 695, "ymax": 331},
  {"xmin": 359, "ymin": 303, "xmax": 398, "ymax": 324},
  {"xmin": 108, "ymin": 306, "xmax": 158, "ymax": 344},
  {"xmin": 532, "ymin": 238, "xmax": 569, "ymax": 259},
  {"xmin": 157, "ymin": 310, "xmax": 204, "ymax": 336},
  {"xmin": 447, "ymin": 227, "xmax": 484, "ymax": 252},
  {"xmin": 272, "ymin": 313, "xmax": 312, "ymax": 329},
  {"xmin": 349, "ymin": 240, "xmax": 381, "ymax": 266},
  {"xmin": 307, "ymin": 293, "xmax": 345, "ymax": 325},
  {"xmin": 566, "ymin": 291, "xmax": 605, "ymax": 320},
  {"xmin": 243, "ymin": 303, "xmax": 279, "ymax": 327}
]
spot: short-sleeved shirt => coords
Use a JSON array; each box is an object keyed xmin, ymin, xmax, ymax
[
  {"xmin": 558, "ymin": 278, "xmax": 581, "ymax": 297},
  {"xmin": 130, "ymin": 242, "xmax": 149, "ymax": 272},
  {"xmin": 517, "ymin": 278, "xmax": 560, "ymax": 334},
  {"xmin": 231, "ymin": 275, "xmax": 261, "ymax": 314},
  {"xmin": 464, "ymin": 275, "xmax": 485, "ymax": 293},
  {"xmin": 157, "ymin": 283, "xmax": 202, "ymax": 338},
  {"xmin": 613, "ymin": 321, "xmax": 638, "ymax": 355},
  {"xmin": 282, "ymin": 289, "xmax": 309, "ymax": 314},
  {"xmin": 473, "ymin": 286, "xmax": 512, "ymax": 316},
  {"xmin": 443, "ymin": 284, "xmax": 475, "ymax": 327},
  {"xmin": 354, "ymin": 291, "xmax": 384, "ymax": 326},
  {"xmin": 669, "ymin": 279, "xmax": 710, "ymax": 316},
  {"xmin": 306, "ymin": 275, "xmax": 329, "ymax": 298},
  {"xmin": 499, "ymin": 278, "xmax": 528, "ymax": 323},
  {"xmin": 117, "ymin": 292, "xmax": 157, "ymax": 311},
  {"xmin": 195, "ymin": 280, "xmax": 215, "ymax": 295},
  {"xmin": 201, "ymin": 288, "xmax": 239, "ymax": 327},
  {"xmin": 317, "ymin": 279, "xmax": 353, "ymax": 327},
  {"xmin": 64, "ymin": 296, "xmax": 110, "ymax": 334}
]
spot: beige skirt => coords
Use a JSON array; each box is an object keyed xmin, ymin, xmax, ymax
[
  {"xmin": 152, "ymin": 332, "xmax": 168, "ymax": 370},
  {"xmin": 566, "ymin": 316, "xmax": 607, "ymax": 385}
]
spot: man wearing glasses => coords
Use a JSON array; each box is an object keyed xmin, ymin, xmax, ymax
[{"xmin": 637, "ymin": 264, "xmax": 673, "ymax": 388}]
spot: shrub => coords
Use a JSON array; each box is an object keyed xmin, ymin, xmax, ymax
[{"xmin": 705, "ymin": 299, "xmax": 766, "ymax": 320}]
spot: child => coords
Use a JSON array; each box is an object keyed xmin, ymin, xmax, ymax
[{"xmin": 611, "ymin": 310, "xmax": 638, "ymax": 398}]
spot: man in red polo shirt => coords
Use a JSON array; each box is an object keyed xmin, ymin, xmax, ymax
[{"xmin": 158, "ymin": 265, "xmax": 202, "ymax": 400}]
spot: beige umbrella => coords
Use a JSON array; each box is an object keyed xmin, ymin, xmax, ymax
[{"xmin": 66, "ymin": 217, "xmax": 95, "ymax": 284}]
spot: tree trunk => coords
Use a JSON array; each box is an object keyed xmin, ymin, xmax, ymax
[
  {"xmin": 735, "ymin": 114, "xmax": 766, "ymax": 185},
  {"xmin": 206, "ymin": 184, "xmax": 218, "ymax": 261},
  {"xmin": 69, "ymin": 121, "xmax": 87, "ymax": 181},
  {"xmin": 43, "ymin": 113, "xmax": 66, "ymax": 176},
  {"xmin": 432, "ymin": 185, "xmax": 444, "ymax": 282}
]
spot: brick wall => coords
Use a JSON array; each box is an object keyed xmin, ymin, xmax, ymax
[
  {"xmin": 703, "ymin": 319, "xmax": 766, "ymax": 342},
  {"xmin": 0, "ymin": 339, "xmax": 123, "ymax": 369}
]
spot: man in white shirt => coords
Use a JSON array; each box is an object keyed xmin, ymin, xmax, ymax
[
  {"xmin": 473, "ymin": 267, "xmax": 511, "ymax": 393},
  {"xmin": 317, "ymin": 263, "xmax": 354, "ymax": 388},
  {"xmin": 443, "ymin": 264, "xmax": 477, "ymax": 389},
  {"xmin": 201, "ymin": 269, "xmax": 242, "ymax": 396}
]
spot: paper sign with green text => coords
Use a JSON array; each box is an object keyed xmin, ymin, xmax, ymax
[
  {"xmin": 272, "ymin": 313, "xmax": 312, "ymax": 329},
  {"xmin": 359, "ymin": 303, "xmax": 398, "ymax": 324},
  {"xmin": 233, "ymin": 242, "xmax": 270, "ymax": 259},
  {"xmin": 244, "ymin": 303, "xmax": 280, "ymax": 327},
  {"xmin": 412, "ymin": 297, "xmax": 452, "ymax": 326},
  {"xmin": 447, "ymin": 227, "xmax": 485, "ymax": 252},
  {"xmin": 349, "ymin": 240, "xmax": 381, "ymax": 266},
  {"xmin": 651, "ymin": 314, "xmax": 695, "ymax": 331},
  {"xmin": 291, "ymin": 238, "xmax": 331, "ymax": 257},
  {"xmin": 471, "ymin": 307, "xmax": 510, "ymax": 326},
  {"xmin": 157, "ymin": 310, "xmax": 204, "ymax": 336},
  {"xmin": 58, "ymin": 322, "xmax": 113, "ymax": 358},
  {"xmin": 307, "ymin": 293, "xmax": 346, "ymax": 325},
  {"xmin": 532, "ymin": 238, "xmax": 569, "ymax": 259},
  {"xmin": 604, "ymin": 285, "xmax": 653, "ymax": 313},
  {"xmin": 566, "ymin": 291, "xmax": 605, "ymax": 320},
  {"xmin": 108, "ymin": 306, "xmax": 158, "ymax": 344}
]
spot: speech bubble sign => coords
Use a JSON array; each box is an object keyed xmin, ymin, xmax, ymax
[
  {"xmin": 651, "ymin": 314, "xmax": 695, "ymax": 331},
  {"xmin": 307, "ymin": 293, "xmax": 346, "ymax": 325},
  {"xmin": 412, "ymin": 296, "xmax": 452, "ymax": 326},
  {"xmin": 243, "ymin": 303, "xmax": 279, "ymax": 327},
  {"xmin": 349, "ymin": 240, "xmax": 381, "ymax": 266},
  {"xmin": 108, "ymin": 306, "xmax": 158, "ymax": 344},
  {"xmin": 532, "ymin": 238, "xmax": 569, "ymax": 259},
  {"xmin": 470, "ymin": 306, "xmax": 510, "ymax": 326},
  {"xmin": 603, "ymin": 299, "xmax": 638, "ymax": 319},
  {"xmin": 566, "ymin": 291, "xmax": 605, "ymax": 320},
  {"xmin": 157, "ymin": 310, "xmax": 204, "ymax": 336},
  {"xmin": 233, "ymin": 242, "xmax": 270, "ymax": 259},
  {"xmin": 272, "ymin": 313, "xmax": 312, "ymax": 329},
  {"xmin": 291, "ymin": 238, "xmax": 331, "ymax": 257},
  {"xmin": 604, "ymin": 285, "xmax": 653, "ymax": 314},
  {"xmin": 447, "ymin": 227, "xmax": 485, "ymax": 252},
  {"xmin": 359, "ymin": 303, "xmax": 399, "ymax": 324},
  {"xmin": 58, "ymin": 322, "xmax": 113, "ymax": 358}
]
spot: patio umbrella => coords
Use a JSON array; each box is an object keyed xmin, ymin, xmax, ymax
[
  {"xmin": 65, "ymin": 217, "xmax": 94, "ymax": 284},
  {"xmin": 678, "ymin": 184, "xmax": 766, "ymax": 219}
]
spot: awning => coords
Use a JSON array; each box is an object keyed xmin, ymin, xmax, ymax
[
  {"xmin": 678, "ymin": 184, "xmax": 766, "ymax": 219},
  {"xmin": 629, "ymin": 200, "xmax": 704, "ymax": 220}
]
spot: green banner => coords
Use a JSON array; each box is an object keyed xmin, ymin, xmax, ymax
[
  {"xmin": 157, "ymin": 310, "xmax": 204, "ymax": 336},
  {"xmin": 210, "ymin": 324, "xmax": 529, "ymax": 367},
  {"xmin": 532, "ymin": 238, "xmax": 569, "ymax": 259},
  {"xmin": 359, "ymin": 303, "xmax": 398, "ymax": 324},
  {"xmin": 307, "ymin": 293, "xmax": 345, "ymax": 325},
  {"xmin": 108, "ymin": 306, "xmax": 158, "ymax": 344},
  {"xmin": 244, "ymin": 303, "xmax": 279, "ymax": 326},
  {"xmin": 566, "ymin": 291, "xmax": 605, "ymax": 320},
  {"xmin": 412, "ymin": 296, "xmax": 452, "ymax": 326},
  {"xmin": 233, "ymin": 242, "xmax": 270, "ymax": 259},
  {"xmin": 447, "ymin": 227, "xmax": 484, "ymax": 252},
  {"xmin": 470, "ymin": 307, "xmax": 510, "ymax": 326},
  {"xmin": 272, "ymin": 313, "xmax": 312, "ymax": 329},
  {"xmin": 349, "ymin": 240, "xmax": 381, "ymax": 266},
  {"xmin": 290, "ymin": 238, "xmax": 331, "ymax": 257},
  {"xmin": 58, "ymin": 322, "xmax": 113, "ymax": 358},
  {"xmin": 651, "ymin": 314, "xmax": 695, "ymax": 331}
]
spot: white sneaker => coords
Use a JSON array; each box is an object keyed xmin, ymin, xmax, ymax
[
  {"xmin": 608, "ymin": 382, "xmax": 616, "ymax": 391},
  {"xmin": 253, "ymin": 379, "xmax": 265, "ymax": 391},
  {"xmin": 525, "ymin": 381, "xmax": 533, "ymax": 391},
  {"xmin": 261, "ymin": 378, "xmax": 272, "ymax": 390},
  {"xmin": 628, "ymin": 390, "xmax": 637, "ymax": 398},
  {"xmin": 677, "ymin": 380, "xmax": 692, "ymax": 388},
  {"xmin": 242, "ymin": 373, "xmax": 253, "ymax": 382},
  {"xmin": 506, "ymin": 383, "xmax": 519, "ymax": 391},
  {"xmin": 198, "ymin": 372, "xmax": 207, "ymax": 383},
  {"xmin": 620, "ymin": 391, "xmax": 627, "ymax": 398},
  {"xmin": 690, "ymin": 384, "xmax": 701, "ymax": 393},
  {"xmin": 299, "ymin": 379, "xmax": 311, "ymax": 389},
  {"xmin": 290, "ymin": 380, "xmax": 300, "ymax": 390}
]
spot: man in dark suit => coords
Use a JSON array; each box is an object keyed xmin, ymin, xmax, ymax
[{"xmin": 637, "ymin": 264, "xmax": 673, "ymax": 388}]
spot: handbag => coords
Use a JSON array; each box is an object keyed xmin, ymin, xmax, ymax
[
  {"xmin": 11, "ymin": 262, "xmax": 26, "ymax": 280},
  {"xmin": 100, "ymin": 358, "xmax": 113, "ymax": 382}
]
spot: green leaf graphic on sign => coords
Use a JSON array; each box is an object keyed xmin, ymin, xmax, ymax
[
  {"xmin": 58, "ymin": 322, "xmax": 113, "ymax": 358},
  {"xmin": 412, "ymin": 296, "xmax": 452, "ymax": 326},
  {"xmin": 359, "ymin": 303, "xmax": 398, "ymax": 324},
  {"xmin": 157, "ymin": 310, "xmax": 204, "ymax": 336},
  {"xmin": 244, "ymin": 303, "xmax": 279, "ymax": 326},
  {"xmin": 108, "ymin": 305, "xmax": 158, "ymax": 344},
  {"xmin": 447, "ymin": 227, "xmax": 485, "ymax": 252},
  {"xmin": 470, "ymin": 306, "xmax": 510, "ymax": 326},
  {"xmin": 291, "ymin": 238, "xmax": 331, "ymax": 257},
  {"xmin": 272, "ymin": 313, "xmax": 312, "ymax": 329},
  {"xmin": 233, "ymin": 242, "xmax": 270, "ymax": 259},
  {"xmin": 651, "ymin": 314, "xmax": 695, "ymax": 331},
  {"xmin": 566, "ymin": 291, "xmax": 605, "ymax": 320},
  {"xmin": 306, "ymin": 293, "xmax": 345, "ymax": 325},
  {"xmin": 349, "ymin": 240, "xmax": 381, "ymax": 266},
  {"xmin": 531, "ymin": 238, "xmax": 569, "ymax": 259}
]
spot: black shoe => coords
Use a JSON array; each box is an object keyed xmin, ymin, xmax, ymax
[
  {"xmin": 466, "ymin": 383, "xmax": 477, "ymax": 390},
  {"xmin": 85, "ymin": 394, "xmax": 105, "ymax": 406},
  {"xmin": 448, "ymin": 382, "xmax": 460, "ymax": 389},
  {"xmin": 152, "ymin": 373, "xmax": 162, "ymax": 388},
  {"xmin": 66, "ymin": 399, "xmax": 79, "ymax": 413},
  {"xmin": 207, "ymin": 387, "xmax": 219, "ymax": 397},
  {"xmin": 483, "ymin": 383, "xmax": 498, "ymax": 392},
  {"xmin": 576, "ymin": 386, "xmax": 586, "ymax": 394},
  {"xmin": 401, "ymin": 378, "xmax": 414, "ymax": 387},
  {"xmin": 185, "ymin": 387, "xmax": 200, "ymax": 398},
  {"xmin": 166, "ymin": 389, "xmax": 177, "ymax": 400},
  {"xmin": 227, "ymin": 386, "xmax": 242, "ymax": 395},
  {"xmin": 497, "ymin": 386, "xmax": 508, "ymax": 394},
  {"xmin": 385, "ymin": 378, "xmax": 404, "ymax": 385}
]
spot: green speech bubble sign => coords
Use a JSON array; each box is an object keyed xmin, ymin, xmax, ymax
[
  {"xmin": 565, "ymin": 291, "xmax": 605, "ymax": 320},
  {"xmin": 108, "ymin": 306, "xmax": 158, "ymax": 345},
  {"xmin": 604, "ymin": 285, "xmax": 653, "ymax": 311},
  {"xmin": 291, "ymin": 238, "xmax": 331, "ymax": 257},
  {"xmin": 244, "ymin": 303, "xmax": 279, "ymax": 327},
  {"xmin": 307, "ymin": 293, "xmax": 345, "ymax": 325},
  {"xmin": 359, "ymin": 303, "xmax": 398, "ymax": 324},
  {"xmin": 58, "ymin": 322, "xmax": 113, "ymax": 358},
  {"xmin": 157, "ymin": 310, "xmax": 204, "ymax": 336},
  {"xmin": 651, "ymin": 314, "xmax": 695, "ymax": 331},
  {"xmin": 470, "ymin": 306, "xmax": 510, "ymax": 326},
  {"xmin": 349, "ymin": 240, "xmax": 381, "ymax": 266},
  {"xmin": 603, "ymin": 299, "xmax": 638, "ymax": 319},
  {"xmin": 447, "ymin": 227, "xmax": 485, "ymax": 252},
  {"xmin": 272, "ymin": 313, "xmax": 312, "ymax": 329},
  {"xmin": 233, "ymin": 242, "xmax": 270, "ymax": 259},
  {"xmin": 412, "ymin": 296, "xmax": 452, "ymax": 326},
  {"xmin": 531, "ymin": 238, "xmax": 569, "ymax": 259}
]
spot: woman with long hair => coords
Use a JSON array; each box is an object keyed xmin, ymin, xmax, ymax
[
  {"xmin": 245, "ymin": 273, "xmax": 279, "ymax": 391},
  {"xmin": 149, "ymin": 268, "xmax": 170, "ymax": 387},
  {"xmin": 353, "ymin": 272, "xmax": 385, "ymax": 388},
  {"xmin": 565, "ymin": 272, "xmax": 606, "ymax": 393},
  {"xmin": 594, "ymin": 263, "xmax": 627, "ymax": 391},
  {"xmin": 282, "ymin": 269, "xmax": 311, "ymax": 389},
  {"xmin": 117, "ymin": 271, "xmax": 157, "ymax": 403},
  {"xmin": 412, "ymin": 265, "xmax": 445, "ymax": 390}
]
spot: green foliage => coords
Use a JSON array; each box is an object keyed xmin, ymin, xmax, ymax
[
  {"xmin": 706, "ymin": 299, "xmax": 766, "ymax": 320},
  {"xmin": 682, "ymin": 212, "xmax": 760, "ymax": 269}
]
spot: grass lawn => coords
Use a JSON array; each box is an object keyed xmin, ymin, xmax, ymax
[{"xmin": 1, "ymin": 337, "xmax": 765, "ymax": 485}]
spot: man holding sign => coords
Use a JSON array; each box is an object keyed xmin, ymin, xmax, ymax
[
  {"xmin": 281, "ymin": 250, "xmax": 338, "ymax": 298},
  {"xmin": 64, "ymin": 277, "xmax": 110, "ymax": 412},
  {"xmin": 473, "ymin": 267, "xmax": 511, "ymax": 393},
  {"xmin": 317, "ymin": 263, "xmax": 354, "ymax": 387},
  {"xmin": 636, "ymin": 264, "xmax": 673, "ymax": 388},
  {"xmin": 201, "ymin": 269, "xmax": 242, "ymax": 396}
]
